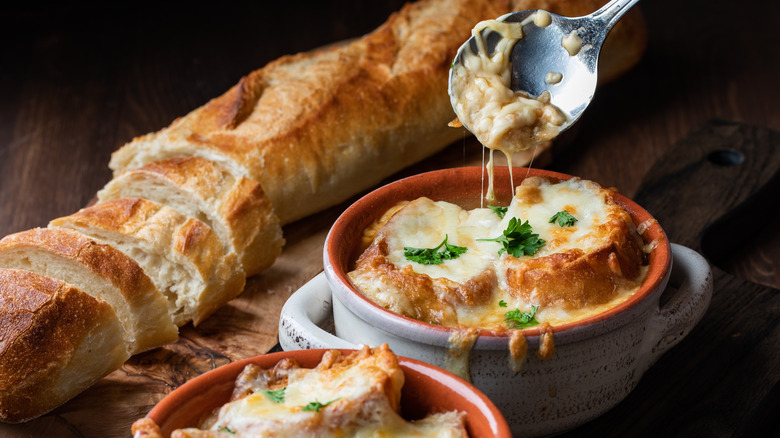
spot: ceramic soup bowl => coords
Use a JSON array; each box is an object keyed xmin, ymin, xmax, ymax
[
  {"xmin": 143, "ymin": 348, "xmax": 511, "ymax": 438},
  {"xmin": 280, "ymin": 167, "xmax": 713, "ymax": 437}
]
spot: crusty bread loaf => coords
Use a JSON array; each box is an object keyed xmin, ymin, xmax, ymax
[
  {"xmin": 108, "ymin": 0, "xmax": 646, "ymax": 225},
  {"xmin": 0, "ymin": 269, "xmax": 129, "ymax": 423},
  {"xmin": 97, "ymin": 157, "xmax": 283, "ymax": 277},
  {"xmin": 50, "ymin": 198, "xmax": 246, "ymax": 326},
  {"xmin": 108, "ymin": 0, "xmax": 515, "ymax": 225},
  {"xmin": 0, "ymin": 228, "xmax": 177, "ymax": 354}
]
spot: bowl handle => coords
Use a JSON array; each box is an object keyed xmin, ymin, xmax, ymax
[
  {"xmin": 638, "ymin": 243, "xmax": 713, "ymax": 373},
  {"xmin": 279, "ymin": 272, "xmax": 360, "ymax": 350}
]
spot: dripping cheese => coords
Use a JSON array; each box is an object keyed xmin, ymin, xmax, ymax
[{"xmin": 449, "ymin": 18, "xmax": 567, "ymax": 156}]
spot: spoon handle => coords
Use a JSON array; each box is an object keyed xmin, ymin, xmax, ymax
[{"xmin": 591, "ymin": 0, "xmax": 641, "ymax": 30}]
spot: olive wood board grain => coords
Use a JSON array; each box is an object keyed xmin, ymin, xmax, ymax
[{"xmin": 1, "ymin": 120, "xmax": 778, "ymax": 437}]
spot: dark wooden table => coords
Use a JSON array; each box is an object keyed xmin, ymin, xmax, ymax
[{"xmin": 1, "ymin": 1, "xmax": 779, "ymax": 436}]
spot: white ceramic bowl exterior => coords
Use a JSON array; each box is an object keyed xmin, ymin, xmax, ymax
[{"xmin": 281, "ymin": 244, "xmax": 711, "ymax": 436}]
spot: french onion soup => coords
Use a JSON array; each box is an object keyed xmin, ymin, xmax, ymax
[{"xmin": 348, "ymin": 176, "xmax": 648, "ymax": 336}]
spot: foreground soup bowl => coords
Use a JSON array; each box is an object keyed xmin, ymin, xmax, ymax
[
  {"xmin": 143, "ymin": 348, "xmax": 511, "ymax": 438},
  {"xmin": 282, "ymin": 166, "xmax": 712, "ymax": 437}
]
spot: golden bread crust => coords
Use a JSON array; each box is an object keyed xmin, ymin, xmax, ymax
[
  {"xmin": 100, "ymin": 157, "xmax": 283, "ymax": 277},
  {"xmin": 109, "ymin": 0, "xmax": 516, "ymax": 224},
  {"xmin": 51, "ymin": 198, "xmax": 246, "ymax": 326},
  {"xmin": 352, "ymin": 238, "xmax": 497, "ymax": 326},
  {"xmin": 0, "ymin": 227, "xmax": 177, "ymax": 353},
  {"xmin": 0, "ymin": 269, "xmax": 129, "ymax": 423},
  {"xmin": 133, "ymin": 345, "xmax": 410, "ymax": 437}
]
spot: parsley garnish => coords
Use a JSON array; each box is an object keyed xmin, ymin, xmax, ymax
[
  {"xmin": 302, "ymin": 399, "xmax": 338, "ymax": 412},
  {"xmin": 505, "ymin": 305, "xmax": 540, "ymax": 329},
  {"xmin": 549, "ymin": 211, "xmax": 578, "ymax": 227},
  {"xmin": 404, "ymin": 235, "xmax": 468, "ymax": 265},
  {"xmin": 478, "ymin": 217, "xmax": 546, "ymax": 257},
  {"xmin": 488, "ymin": 205, "xmax": 508, "ymax": 218},
  {"xmin": 498, "ymin": 300, "xmax": 508, "ymax": 307},
  {"xmin": 261, "ymin": 388, "xmax": 286, "ymax": 403},
  {"xmin": 218, "ymin": 425, "xmax": 236, "ymax": 434}
]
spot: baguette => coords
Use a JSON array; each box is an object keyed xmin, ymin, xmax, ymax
[
  {"xmin": 108, "ymin": 0, "xmax": 513, "ymax": 225},
  {"xmin": 50, "ymin": 198, "xmax": 246, "ymax": 326},
  {"xmin": 0, "ymin": 228, "xmax": 177, "ymax": 354},
  {"xmin": 0, "ymin": 269, "xmax": 129, "ymax": 423},
  {"xmin": 97, "ymin": 157, "xmax": 283, "ymax": 277}
]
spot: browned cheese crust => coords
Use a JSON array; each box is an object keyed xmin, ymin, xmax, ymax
[
  {"xmin": 0, "ymin": 269, "xmax": 128, "ymax": 423},
  {"xmin": 132, "ymin": 345, "xmax": 406, "ymax": 438},
  {"xmin": 353, "ymin": 237, "xmax": 496, "ymax": 326},
  {"xmin": 503, "ymin": 178, "xmax": 645, "ymax": 309}
]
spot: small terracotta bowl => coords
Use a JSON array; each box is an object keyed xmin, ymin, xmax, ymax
[
  {"xmin": 143, "ymin": 348, "xmax": 511, "ymax": 438},
  {"xmin": 280, "ymin": 166, "xmax": 712, "ymax": 437}
]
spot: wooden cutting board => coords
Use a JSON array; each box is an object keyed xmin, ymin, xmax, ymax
[
  {"xmin": 559, "ymin": 120, "xmax": 780, "ymax": 436},
  {"xmin": 1, "ymin": 120, "xmax": 778, "ymax": 437}
]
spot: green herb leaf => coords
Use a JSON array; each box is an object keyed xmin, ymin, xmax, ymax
[
  {"xmin": 505, "ymin": 305, "xmax": 540, "ymax": 329},
  {"xmin": 488, "ymin": 205, "xmax": 508, "ymax": 218},
  {"xmin": 404, "ymin": 234, "xmax": 468, "ymax": 265},
  {"xmin": 218, "ymin": 425, "xmax": 236, "ymax": 434},
  {"xmin": 549, "ymin": 211, "xmax": 578, "ymax": 227},
  {"xmin": 261, "ymin": 388, "xmax": 286, "ymax": 403},
  {"xmin": 302, "ymin": 399, "xmax": 339, "ymax": 412},
  {"xmin": 478, "ymin": 217, "xmax": 546, "ymax": 257},
  {"xmin": 498, "ymin": 300, "xmax": 508, "ymax": 307}
]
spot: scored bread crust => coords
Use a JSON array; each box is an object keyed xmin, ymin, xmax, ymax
[
  {"xmin": 0, "ymin": 269, "xmax": 129, "ymax": 423},
  {"xmin": 0, "ymin": 228, "xmax": 177, "ymax": 354},
  {"xmin": 98, "ymin": 157, "xmax": 283, "ymax": 277},
  {"xmin": 109, "ymin": 0, "xmax": 514, "ymax": 225},
  {"xmin": 50, "ymin": 198, "xmax": 247, "ymax": 326}
]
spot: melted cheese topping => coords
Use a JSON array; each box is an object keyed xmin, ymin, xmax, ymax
[
  {"xmin": 180, "ymin": 346, "xmax": 467, "ymax": 437},
  {"xmin": 449, "ymin": 16, "xmax": 568, "ymax": 201},
  {"xmin": 349, "ymin": 177, "xmax": 648, "ymax": 330},
  {"xmin": 449, "ymin": 18, "xmax": 567, "ymax": 156}
]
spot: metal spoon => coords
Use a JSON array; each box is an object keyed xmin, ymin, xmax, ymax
[{"xmin": 449, "ymin": 0, "xmax": 641, "ymax": 133}]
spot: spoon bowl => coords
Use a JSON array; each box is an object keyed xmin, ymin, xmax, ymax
[{"xmin": 449, "ymin": 0, "xmax": 640, "ymax": 133}]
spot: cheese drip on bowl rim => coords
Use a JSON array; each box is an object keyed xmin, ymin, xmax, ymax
[{"xmin": 449, "ymin": 15, "xmax": 568, "ymax": 200}]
